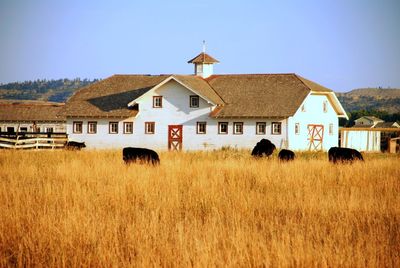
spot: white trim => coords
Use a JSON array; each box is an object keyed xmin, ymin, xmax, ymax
[{"xmin": 127, "ymin": 76, "xmax": 216, "ymax": 107}]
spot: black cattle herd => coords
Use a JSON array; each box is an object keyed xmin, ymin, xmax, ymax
[{"xmin": 66, "ymin": 138, "xmax": 364, "ymax": 165}]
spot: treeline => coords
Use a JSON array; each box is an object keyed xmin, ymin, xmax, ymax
[
  {"xmin": 0, "ymin": 78, "xmax": 99, "ymax": 102},
  {"xmin": 340, "ymin": 109, "xmax": 400, "ymax": 127}
]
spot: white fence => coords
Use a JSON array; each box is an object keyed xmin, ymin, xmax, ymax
[{"xmin": 0, "ymin": 134, "xmax": 68, "ymax": 149}]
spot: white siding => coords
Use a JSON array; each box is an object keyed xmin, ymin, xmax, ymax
[
  {"xmin": 0, "ymin": 122, "xmax": 65, "ymax": 133},
  {"xmin": 67, "ymin": 80, "xmax": 288, "ymax": 150},
  {"xmin": 341, "ymin": 130, "xmax": 381, "ymax": 152},
  {"xmin": 287, "ymin": 93, "xmax": 339, "ymax": 151}
]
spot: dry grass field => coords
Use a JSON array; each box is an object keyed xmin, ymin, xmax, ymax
[{"xmin": 0, "ymin": 149, "xmax": 399, "ymax": 267}]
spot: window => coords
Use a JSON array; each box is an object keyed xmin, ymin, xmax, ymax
[
  {"xmin": 295, "ymin": 123, "xmax": 300, "ymax": 135},
  {"xmin": 109, "ymin": 122, "xmax": 118, "ymax": 134},
  {"xmin": 7, "ymin": 127, "xmax": 15, "ymax": 133},
  {"xmin": 329, "ymin": 123, "xmax": 334, "ymax": 135},
  {"xmin": 46, "ymin": 127, "xmax": 54, "ymax": 133},
  {"xmin": 218, "ymin": 122, "xmax": 228, "ymax": 134},
  {"xmin": 301, "ymin": 105, "xmax": 306, "ymax": 112},
  {"xmin": 20, "ymin": 127, "xmax": 28, "ymax": 132},
  {"xmin": 190, "ymin": 95, "xmax": 200, "ymax": 108},
  {"xmin": 272, "ymin": 122, "xmax": 281, "ymax": 135},
  {"xmin": 88, "ymin": 121, "xmax": 97, "ymax": 134},
  {"xmin": 233, "ymin": 122, "xmax": 243, "ymax": 135},
  {"xmin": 153, "ymin": 96, "xmax": 162, "ymax": 108},
  {"xmin": 145, "ymin": 122, "xmax": 155, "ymax": 134},
  {"xmin": 124, "ymin": 122, "xmax": 133, "ymax": 134},
  {"xmin": 256, "ymin": 122, "xmax": 266, "ymax": 135},
  {"xmin": 323, "ymin": 101, "xmax": 328, "ymax": 113},
  {"xmin": 73, "ymin": 121, "xmax": 83, "ymax": 134},
  {"xmin": 197, "ymin": 122, "xmax": 206, "ymax": 134}
]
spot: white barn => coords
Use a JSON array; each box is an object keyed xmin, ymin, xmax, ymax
[{"xmin": 64, "ymin": 52, "xmax": 348, "ymax": 151}]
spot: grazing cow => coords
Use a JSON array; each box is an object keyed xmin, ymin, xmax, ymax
[
  {"xmin": 123, "ymin": 147, "xmax": 160, "ymax": 165},
  {"xmin": 65, "ymin": 141, "xmax": 86, "ymax": 150},
  {"xmin": 278, "ymin": 149, "xmax": 295, "ymax": 161},
  {"xmin": 251, "ymin": 139, "xmax": 276, "ymax": 157},
  {"xmin": 328, "ymin": 147, "xmax": 364, "ymax": 163}
]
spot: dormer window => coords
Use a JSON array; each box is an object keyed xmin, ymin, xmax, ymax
[
  {"xmin": 190, "ymin": 95, "xmax": 200, "ymax": 108},
  {"xmin": 153, "ymin": 96, "xmax": 162, "ymax": 108}
]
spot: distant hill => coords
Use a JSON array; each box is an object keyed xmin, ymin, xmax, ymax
[
  {"xmin": 337, "ymin": 88, "xmax": 400, "ymax": 113},
  {"xmin": 0, "ymin": 78, "xmax": 99, "ymax": 103},
  {"xmin": 1, "ymin": 80, "xmax": 399, "ymax": 114}
]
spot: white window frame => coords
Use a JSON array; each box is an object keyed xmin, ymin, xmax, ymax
[
  {"xmin": 145, "ymin": 122, "xmax": 155, "ymax": 134},
  {"xmin": 88, "ymin": 121, "xmax": 97, "ymax": 134},
  {"xmin": 190, "ymin": 95, "xmax": 200, "ymax": 108},
  {"xmin": 124, "ymin": 122, "xmax": 133, "ymax": 134},
  {"xmin": 233, "ymin": 122, "xmax": 243, "ymax": 135},
  {"xmin": 329, "ymin": 123, "xmax": 334, "ymax": 135},
  {"xmin": 109, "ymin": 122, "xmax": 118, "ymax": 134},
  {"xmin": 73, "ymin": 121, "xmax": 83, "ymax": 134},
  {"xmin": 256, "ymin": 122, "xmax": 266, "ymax": 135},
  {"xmin": 153, "ymin": 96, "xmax": 162, "ymax": 108},
  {"xmin": 218, "ymin": 122, "xmax": 228, "ymax": 134},
  {"xmin": 271, "ymin": 122, "xmax": 281, "ymax": 135},
  {"xmin": 323, "ymin": 101, "xmax": 328, "ymax": 113},
  {"xmin": 197, "ymin": 122, "xmax": 206, "ymax": 134}
]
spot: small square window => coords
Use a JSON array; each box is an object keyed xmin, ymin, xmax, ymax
[
  {"xmin": 233, "ymin": 122, "xmax": 243, "ymax": 135},
  {"xmin": 109, "ymin": 122, "xmax": 118, "ymax": 134},
  {"xmin": 295, "ymin": 123, "xmax": 300, "ymax": 135},
  {"xmin": 256, "ymin": 122, "xmax": 266, "ymax": 135},
  {"xmin": 190, "ymin": 95, "xmax": 200, "ymax": 108},
  {"xmin": 124, "ymin": 122, "xmax": 133, "ymax": 134},
  {"xmin": 73, "ymin": 121, "xmax": 83, "ymax": 134},
  {"xmin": 197, "ymin": 122, "xmax": 206, "ymax": 134},
  {"xmin": 145, "ymin": 122, "xmax": 155, "ymax": 134},
  {"xmin": 46, "ymin": 127, "xmax": 54, "ymax": 133},
  {"xmin": 20, "ymin": 127, "xmax": 28, "ymax": 132},
  {"xmin": 272, "ymin": 122, "xmax": 281, "ymax": 135},
  {"xmin": 153, "ymin": 96, "xmax": 162, "ymax": 108},
  {"xmin": 88, "ymin": 122, "xmax": 97, "ymax": 134},
  {"xmin": 218, "ymin": 122, "xmax": 228, "ymax": 134}
]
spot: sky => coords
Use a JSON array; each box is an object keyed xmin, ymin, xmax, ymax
[{"xmin": 0, "ymin": 0, "xmax": 399, "ymax": 92}]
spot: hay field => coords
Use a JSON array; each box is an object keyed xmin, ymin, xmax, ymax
[{"xmin": 0, "ymin": 149, "xmax": 399, "ymax": 267}]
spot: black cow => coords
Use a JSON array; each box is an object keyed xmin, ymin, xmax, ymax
[
  {"xmin": 65, "ymin": 141, "xmax": 86, "ymax": 150},
  {"xmin": 251, "ymin": 139, "xmax": 276, "ymax": 157},
  {"xmin": 123, "ymin": 147, "xmax": 160, "ymax": 165},
  {"xmin": 278, "ymin": 149, "xmax": 295, "ymax": 161},
  {"xmin": 328, "ymin": 147, "xmax": 364, "ymax": 163}
]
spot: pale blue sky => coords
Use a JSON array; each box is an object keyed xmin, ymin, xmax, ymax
[{"xmin": 0, "ymin": 0, "xmax": 399, "ymax": 91}]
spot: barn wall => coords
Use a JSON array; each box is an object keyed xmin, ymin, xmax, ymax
[
  {"xmin": 287, "ymin": 93, "xmax": 339, "ymax": 151},
  {"xmin": 341, "ymin": 130, "xmax": 381, "ymax": 152},
  {"xmin": 0, "ymin": 121, "xmax": 66, "ymax": 133},
  {"xmin": 67, "ymin": 80, "xmax": 288, "ymax": 150}
]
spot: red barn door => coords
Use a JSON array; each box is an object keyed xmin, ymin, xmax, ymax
[
  {"xmin": 307, "ymin": 124, "xmax": 324, "ymax": 151},
  {"xmin": 168, "ymin": 125, "xmax": 183, "ymax": 151}
]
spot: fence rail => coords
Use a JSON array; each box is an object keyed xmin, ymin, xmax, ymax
[{"xmin": 0, "ymin": 133, "xmax": 68, "ymax": 149}]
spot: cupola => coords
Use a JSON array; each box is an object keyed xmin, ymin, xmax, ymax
[{"xmin": 188, "ymin": 45, "xmax": 219, "ymax": 78}]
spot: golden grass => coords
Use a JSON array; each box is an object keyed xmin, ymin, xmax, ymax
[{"xmin": 0, "ymin": 149, "xmax": 399, "ymax": 267}]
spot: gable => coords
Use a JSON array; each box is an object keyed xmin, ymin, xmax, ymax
[{"xmin": 127, "ymin": 76, "xmax": 224, "ymax": 107}]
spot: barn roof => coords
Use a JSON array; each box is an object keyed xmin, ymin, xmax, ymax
[
  {"xmin": 0, "ymin": 100, "xmax": 65, "ymax": 122},
  {"xmin": 64, "ymin": 73, "xmax": 342, "ymax": 118},
  {"xmin": 207, "ymin": 74, "xmax": 332, "ymax": 118}
]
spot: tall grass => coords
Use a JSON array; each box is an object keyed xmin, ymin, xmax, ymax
[{"xmin": 0, "ymin": 149, "xmax": 399, "ymax": 267}]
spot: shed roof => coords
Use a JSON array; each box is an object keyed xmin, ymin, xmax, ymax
[{"xmin": 0, "ymin": 100, "xmax": 65, "ymax": 121}]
